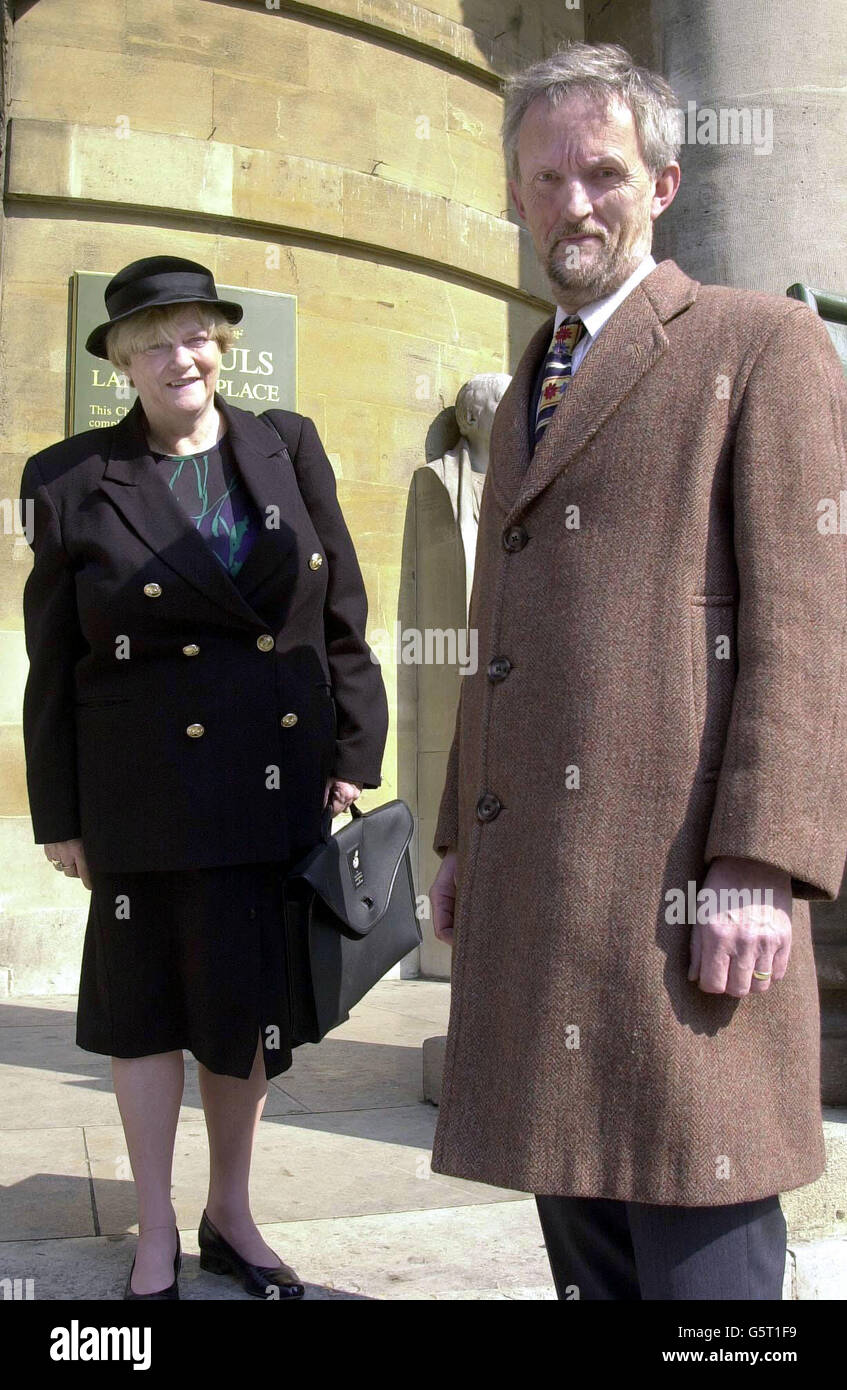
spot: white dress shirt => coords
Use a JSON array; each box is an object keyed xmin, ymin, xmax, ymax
[{"xmin": 553, "ymin": 252, "xmax": 657, "ymax": 375}]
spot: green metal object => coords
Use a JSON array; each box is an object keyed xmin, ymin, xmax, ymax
[
  {"xmin": 786, "ymin": 283, "xmax": 847, "ymax": 373},
  {"xmin": 789, "ymin": 279, "xmax": 847, "ymax": 1105}
]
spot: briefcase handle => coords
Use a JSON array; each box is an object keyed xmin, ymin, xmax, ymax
[{"xmin": 320, "ymin": 794, "xmax": 365, "ymax": 842}]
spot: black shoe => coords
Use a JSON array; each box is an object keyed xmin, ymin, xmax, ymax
[
  {"xmin": 198, "ymin": 1209, "xmax": 304, "ymax": 1299},
  {"xmin": 123, "ymin": 1227, "xmax": 181, "ymax": 1300}
]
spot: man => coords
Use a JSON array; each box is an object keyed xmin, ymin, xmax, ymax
[{"xmin": 428, "ymin": 41, "xmax": 847, "ymax": 1301}]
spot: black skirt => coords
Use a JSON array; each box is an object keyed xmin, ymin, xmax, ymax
[{"xmin": 76, "ymin": 859, "xmax": 300, "ymax": 1080}]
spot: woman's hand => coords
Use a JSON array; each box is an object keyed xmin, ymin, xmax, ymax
[
  {"xmin": 43, "ymin": 839, "xmax": 92, "ymax": 891},
  {"xmin": 323, "ymin": 777, "xmax": 363, "ymax": 817}
]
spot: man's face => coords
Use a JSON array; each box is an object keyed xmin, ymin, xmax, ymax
[{"xmin": 509, "ymin": 90, "xmax": 679, "ymax": 308}]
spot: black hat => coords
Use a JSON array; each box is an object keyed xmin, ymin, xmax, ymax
[{"xmin": 85, "ymin": 255, "xmax": 244, "ymax": 359}]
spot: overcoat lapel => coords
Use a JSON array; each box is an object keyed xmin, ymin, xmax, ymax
[
  {"xmin": 490, "ymin": 260, "xmax": 700, "ymax": 519},
  {"xmin": 99, "ymin": 392, "xmax": 294, "ymax": 625}
]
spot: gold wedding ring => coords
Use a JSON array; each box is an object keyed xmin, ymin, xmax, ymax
[
  {"xmin": 752, "ymin": 970, "xmax": 772, "ymax": 980},
  {"xmin": 50, "ymin": 858, "xmax": 65, "ymax": 870}
]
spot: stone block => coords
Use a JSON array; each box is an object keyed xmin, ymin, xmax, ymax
[
  {"xmin": 12, "ymin": 0, "xmax": 127, "ymax": 57},
  {"xmin": 341, "ymin": 167, "xmax": 450, "ymax": 266},
  {"xmin": 789, "ymin": 1237, "xmax": 847, "ymax": 1299},
  {"xmin": 319, "ymin": 397, "xmax": 385, "ymax": 485},
  {"xmin": 0, "ymin": 905, "xmax": 89, "ymax": 997},
  {"xmin": 11, "ymin": 43, "xmax": 214, "ymax": 138},
  {"xmin": 768, "ymin": 1109, "xmax": 847, "ymax": 1242},
  {"xmin": 445, "ymin": 72, "xmax": 503, "ymax": 143},
  {"xmin": 422, "ymin": 1033, "xmax": 448, "ymax": 1103},
  {"xmin": 0, "ymin": 536, "xmax": 35, "ymax": 629},
  {"xmin": 0, "ymin": 632, "xmax": 28, "ymax": 723},
  {"xmin": 443, "ymin": 132, "xmax": 509, "ymax": 218},
  {"xmin": 7, "ymin": 119, "xmax": 236, "ymax": 221},
  {"xmin": 213, "ymin": 71, "xmax": 378, "ymax": 177},
  {"xmin": 0, "ymin": 724, "xmax": 28, "ymax": 816},
  {"xmin": 0, "ymin": 817, "xmax": 91, "ymax": 917},
  {"xmin": 231, "ymin": 145, "xmax": 344, "ymax": 237},
  {"xmin": 125, "ymin": 0, "xmax": 309, "ymax": 83},
  {"xmin": 331, "ymin": 478, "xmax": 403, "ymax": 571},
  {"xmin": 0, "ymin": 1127, "xmax": 94, "ymax": 1241}
]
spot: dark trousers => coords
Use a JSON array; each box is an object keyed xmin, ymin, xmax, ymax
[{"xmin": 535, "ymin": 1193, "xmax": 787, "ymax": 1300}]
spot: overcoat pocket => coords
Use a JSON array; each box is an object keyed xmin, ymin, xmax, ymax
[{"xmin": 688, "ymin": 596, "xmax": 737, "ymax": 778}]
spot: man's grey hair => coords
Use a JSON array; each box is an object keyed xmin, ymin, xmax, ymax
[{"xmin": 502, "ymin": 42, "xmax": 682, "ymax": 183}]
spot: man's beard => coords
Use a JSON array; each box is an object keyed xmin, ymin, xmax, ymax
[{"xmin": 545, "ymin": 214, "xmax": 652, "ymax": 300}]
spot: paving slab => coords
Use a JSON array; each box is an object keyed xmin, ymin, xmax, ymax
[
  {"xmin": 84, "ymin": 1102, "xmax": 524, "ymax": 1238},
  {"xmin": 790, "ymin": 1238, "xmax": 847, "ymax": 1300},
  {"xmin": 0, "ymin": 1200, "xmax": 556, "ymax": 1301},
  {"xmin": 0, "ymin": 1127, "xmax": 94, "ymax": 1241},
  {"xmin": 1, "ymin": 1029, "xmax": 307, "ymax": 1130}
]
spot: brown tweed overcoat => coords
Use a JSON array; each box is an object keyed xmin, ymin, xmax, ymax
[{"xmin": 430, "ymin": 258, "xmax": 847, "ymax": 1205}]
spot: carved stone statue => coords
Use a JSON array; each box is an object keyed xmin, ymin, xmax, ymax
[
  {"xmin": 408, "ymin": 374, "xmax": 511, "ymax": 980},
  {"xmin": 425, "ymin": 373, "xmax": 512, "ymax": 616}
]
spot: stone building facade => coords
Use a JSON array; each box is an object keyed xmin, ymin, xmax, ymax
[{"xmin": 0, "ymin": 0, "xmax": 844, "ymax": 1282}]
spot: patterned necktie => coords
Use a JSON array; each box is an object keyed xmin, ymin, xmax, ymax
[{"xmin": 534, "ymin": 315, "xmax": 587, "ymax": 446}]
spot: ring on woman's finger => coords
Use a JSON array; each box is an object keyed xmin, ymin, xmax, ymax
[
  {"xmin": 50, "ymin": 858, "xmax": 65, "ymax": 870},
  {"xmin": 752, "ymin": 969, "xmax": 772, "ymax": 980}
]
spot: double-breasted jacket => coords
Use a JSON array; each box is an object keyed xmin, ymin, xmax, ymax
[{"xmin": 20, "ymin": 393, "xmax": 389, "ymax": 874}]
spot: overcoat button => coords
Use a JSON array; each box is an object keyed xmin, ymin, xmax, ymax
[
  {"xmin": 502, "ymin": 525, "xmax": 528, "ymax": 552},
  {"xmin": 281, "ymin": 712, "xmax": 298, "ymax": 727},
  {"xmin": 186, "ymin": 723, "xmax": 205, "ymax": 738},
  {"xmin": 488, "ymin": 656, "xmax": 512, "ymax": 681},
  {"xmin": 309, "ymin": 553, "xmax": 323, "ymax": 569},
  {"xmin": 476, "ymin": 793, "xmax": 501, "ymax": 821},
  {"xmin": 182, "ymin": 643, "xmax": 200, "ymax": 657},
  {"xmin": 143, "ymin": 582, "xmax": 162, "ymax": 597},
  {"xmin": 256, "ymin": 633, "xmax": 275, "ymax": 651}
]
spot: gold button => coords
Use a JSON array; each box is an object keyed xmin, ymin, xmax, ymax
[
  {"xmin": 186, "ymin": 723, "xmax": 205, "ymax": 738},
  {"xmin": 308, "ymin": 553, "xmax": 323, "ymax": 570},
  {"xmin": 256, "ymin": 633, "xmax": 275, "ymax": 652},
  {"xmin": 143, "ymin": 582, "xmax": 162, "ymax": 597},
  {"xmin": 280, "ymin": 712, "xmax": 298, "ymax": 727},
  {"xmin": 182, "ymin": 643, "xmax": 200, "ymax": 657}
]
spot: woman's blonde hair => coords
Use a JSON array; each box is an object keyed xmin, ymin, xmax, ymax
[{"xmin": 105, "ymin": 302, "xmax": 237, "ymax": 371}]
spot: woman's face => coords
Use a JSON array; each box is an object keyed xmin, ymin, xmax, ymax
[{"xmin": 125, "ymin": 307, "xmax": 221, "ymax": 427}]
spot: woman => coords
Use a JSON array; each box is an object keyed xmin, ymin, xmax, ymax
[{"xmin": 19, "ymin": 255, "xmax": 389, "ymax": 1299}]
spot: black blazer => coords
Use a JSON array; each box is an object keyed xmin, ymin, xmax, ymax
[{"xmin": 19, "ymin": 393, "xmax": 389, "ymax": 873}]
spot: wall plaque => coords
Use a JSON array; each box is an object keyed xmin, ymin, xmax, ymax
[{"xmin": 68, "ymin": 271, "xmax": 297, "ymax": 435}]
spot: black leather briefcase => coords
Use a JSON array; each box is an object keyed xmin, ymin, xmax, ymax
[{"xmin": 282, "ymin": 798, "xmax": 421, "ymax": 1044}]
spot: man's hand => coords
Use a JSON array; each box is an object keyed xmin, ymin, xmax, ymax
[
  {"xmin": 43, "ymin": 839, "xmax": 92, "ymax": 891},
  {"xmin": 430, "ymin": 850, "xmax": 458, "ymax": 948},
  {"xmin": 688, "ymin": 855, "xmax": 792, "ymax": 996}
]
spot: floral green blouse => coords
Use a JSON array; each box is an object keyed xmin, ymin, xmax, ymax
[{"xmin": 152, "ymin": 430, "xmax": 260, "ymax": 577}]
